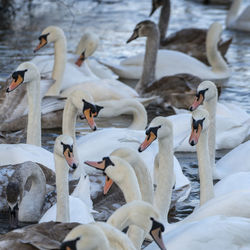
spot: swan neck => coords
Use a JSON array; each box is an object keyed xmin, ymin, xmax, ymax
[
  {"xmin": 206, "ymin": 26, "xmax": 228, "ymax": 73},
  {"xmin": 197, "ymin": 129, "xmax": 214, "ymax": 206},
  {"xmin": 26, "ymin": 78, "xmax": 41, "ymax": 146},
  {"xmin": 154, "ymin": 135, "xmax": 174, "ymax": 224},
  {"xmin": 46, "ymin": 34, "xmax": 67, "ymax": 96},
  {"xmin": 137, "ymin": 28, "xmax": 159, "ymax": 90},
  {"xmin": 204, "ymin": 97, "xmax": 217, "ymax": 168},
  {"xmin": 159, "ymin": 0, "xmax": 171, "ymax": 42},
  {"xmin": 226, "ymin": 0, "xmax": 242, "ymax": 26},
  {"xmin": 55, "ymin": 153, "xmax": 70, "ymax": 222}
]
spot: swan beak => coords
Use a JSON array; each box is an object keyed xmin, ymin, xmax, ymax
[
  {"xmin": 189, "ymin": 124, "xmax": 202, "ymax": 146},
  {"xmin": 127, "ymin": 30, "xmax": 139, "ymax": 43},
  {"xmin": 83, "ymin": 108, "xmax": 97, "ymax": 131},
  {"xmin": 6, "ymin": 74, "xmax": 24, "ymax": 93},
  {"xmin": 8, "ymin": 203, "xmax": 19, "ymax": 229},
  {"xmin": 150, "ymin": 218, "xmax": 166, "ymax": 250},
  {"xmin": 63, "ymin": 148, "xmax": 78, "ymax": 169},
  {"xmin": 104, "ymin": 176, "xmax": 113, "ymax": 195},
  {"xmin": 75, "ymin": 51, "xmax": 85, "ymax": 67},
  {"xmin": 60, "ymin": 237, "xmax": 80, "ymax": 250},
  {"xmin": 34, "ymin": 37, "xmax": 47, "ymax": 53},
  {"xmin": 189, "ymin": 94, "xmax": 204, "ymax": 111},
  {"xmin": 149, "ymin": 4, "xmax": 157, "ymax": 17},
  {"xmin": 85, "ymin": 160, "xmax": 106, "ymax": 170},
  {"xmin": 138, "ymin": 131, "xmax": 157, "ymax": 152}
]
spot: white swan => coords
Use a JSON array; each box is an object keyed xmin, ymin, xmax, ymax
[
  {"xmin": 33, "ymin": 26, "xmax": 138, "ymax": 99},
  {"xmin": 62, "ymin": 201, "xmax": 166, "ymax": 250},
  {"xmin": 226, "ymin": 0, "xmax": 250, "ymax": 32},
  {"xmin": 189, "ymin": 80, "xmax": 250, "ymax": 178},
  {"xmin": 101, "ymin": 22, "xmax": 230, "ymax": 81},
  {"xmin": 73, "ymin": 31, "xmax": 118, "ymax": 79},
  {"xmin": 6, "ymin": 162, "xmax": 46, "ymax": 228},
  {"xmin": 39, "ymin": 135, "xmax": 94, "ymax": 224}
]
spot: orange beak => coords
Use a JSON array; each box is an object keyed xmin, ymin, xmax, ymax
[
  {"xmin": 189, "ymin": 124, "xmax": 202, "ymax": 146},
  {"xmin": 63, "ymin": 148, "xmax": 78, "ymax": 169},
  {"xmin": 75, "ymin": 54, "xmax": 85, "ymax": 67},
  {"xmin": 34, "ymin": 37, "xmax": 47, "ymax": 52},
  {"xmin": 190, "ymin": 94, "xmax": 204, "ymax": 111},
  {"xmin": 138, "ymin": 132, "xmax": 157, "ymax": 152},
  {"xmin": 83, "ymin": 108, "xmax": 97, "ymax": 131},
  {"xmin": 84, "ymin": 160, "xmax": 105, "ymax": 170},
  {"xmin": 150, "ymin": 227, "xmax": 167, "ymax": 250},
  {"xmin": 104, "ymin": 176, "xmax": 113, "ymax": 195},
  {"xmin": 6, "ymin": 74, "xmax": 24, "ymax": 93}
]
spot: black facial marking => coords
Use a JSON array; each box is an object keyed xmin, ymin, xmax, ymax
[
  {"xmin": 145, "ymin": 125, "xmax": 161, "ymax": 138},
  {"xmin": 192, "ymin": 118, "xmax": 205, "ymax": 132},
  {"xmin": 60, "ymin": 237, "xmax": 80, "ymax": 250},
  {"xmin": 11, "ymin": 69, "xmax": 28, "ymax": 82},
  {"xmin": 38, "ymin": 33, "xmax": 49, "ymax": 42},
  {"xmin": 61, "ymin": 142, "xmax": 73, "ymax": 154},
  {"xmin": 150, "ymin": 217, "xmax": 165, "ymax": 233},
  {"xmin": 82, "ymin": 99, "xmax": 102, "ymax": 117},
  {"xmin": 196, "ymin": 88, "xmax": 209, "ymax": 101},
  {"xmin": 103, "ymin": 157, "xmax": 115, "ymax": 172}
]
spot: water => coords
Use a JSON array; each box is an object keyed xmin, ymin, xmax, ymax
[{"xmin": 0, "ymin": 0, "xmax": 249, "ymax": 236}]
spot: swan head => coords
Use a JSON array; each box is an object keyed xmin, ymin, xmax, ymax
[
  {"xmin": 127, "ymin": 20, "xmax": 159, "ymax": 43},
  {"xmin": 68, "ymin": 90, "xmax": 103, "ymax": 131},
  {"xmin": 54, "ymin": 135, "xmax": 78, "ymax": 170},
  {"xmin": 189, "ymin": 107, "xmax": 210, "ymax": 146},
  {"xmin": 149, "ymin": 0, "xmax": 164, "ymax": 16},
  {"xmin": 190, "ymin": 81, "xmax": 217, "ymax": 111},
  {"xmin": 138, "ymin": 116, "xmax": 172, "ymax": 152},
  {"xmin": 75, "ymin": 32, "xmax": 99, "ymax": 67},
  {"xmin": 34, "ymin": 26, "xmax": 65, "ymax": 52},
  {"xmin": 85, "ymin": 156, "xmax": 133, "ymax": 195},
  {"xmin": 6, "ymin": 182, "xmax": 21, "ymax": 229},
  {"xmin": 6, "ymin": 62, "xmax": 40, "ymax": 92},
  {"xmin": 61, "ymin": 224, "xmax": 109, "ymax": 250}
]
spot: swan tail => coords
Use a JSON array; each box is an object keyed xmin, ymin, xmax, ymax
[{"xmin": 218, "ymin": 37, "xmax": 232, "ymax": 57}]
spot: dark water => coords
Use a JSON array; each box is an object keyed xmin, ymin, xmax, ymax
[{"xmin": 0, "ymin": 0, "xmax": 249, "ymax": 236}]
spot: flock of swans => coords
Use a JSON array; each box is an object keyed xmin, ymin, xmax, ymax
[{"xmin": 0, "ymin": 0, "xmax": 249, "ymax": 249}]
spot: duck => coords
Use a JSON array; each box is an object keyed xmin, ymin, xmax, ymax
[
  {"xmin": 62, "ymin": 201, "xmax": 166, "ymax": 250},
  {"xmin": 39, "ymin": 135, "xmax": 94, "ymax": 224},
  {"xmin": 150, "ymin": 0, "xmax": 232, "ymax": 65},
  {"xmin": 73, "ymin": 31, "xmax": 118, "ymax": 79},
  {"xmin": 189, "ymin": 80, "xmax": 250, "ymax": 178},
  {"xmin": 101, "ymin": 21, "xmax": 231, "ymax": 82},
  {"xmin": 226, "ymin": 0, "xmax": 250, "ymax": 32}
]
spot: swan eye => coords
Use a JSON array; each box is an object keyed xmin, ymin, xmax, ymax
[
  {"xmin": 196, "ymin": 88, "xmax": 209, "ymax": 100},
  {"xmin": 192, "ymin": 118, "xmax": 205, "ymax": 131}
]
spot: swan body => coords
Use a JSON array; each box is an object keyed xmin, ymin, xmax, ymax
[
  {"xmin": 226, "ymin": 0, "xmax": 250, "ymax": 32},
  {"xmin": 102, "ymin": 22, "xmax": 230, "ymax": 81},
  {"xmin": 150, "ymin": 0, "xmax": 232, "ymax": 65},
  {"xmin": 145, "ymin": 215, "xmax": 250, "ymax": 250},
  {"xmin": 39, "ymin": 135, "xmax": 94, "ymax": 224}
]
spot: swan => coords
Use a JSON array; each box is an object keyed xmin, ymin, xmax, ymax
[
  {"xmin": 33, "ymin": 26, "xmax": 138, "ymax": 98},
  {"xmin": 150, "ymin": 0, "xmax": 232, "ymax": 64},
  {"xmin": 6, "ymin": 161, "xmax": 46, "ymax": 229},
  {"xmin": 39, "ymin": 134, "xmax": 94, "ymax": 224},
  {"xmin": 226, "ymin": 0, "xmax": 250, "ymax": 32},
  {"xmin": 62, "ymin": 201, "xmax": 166, "ymax": 250},
  {"xmin": 189, "ymin": 80, "xmax": 250, "ymax": 178},
  {"xmin": 73, "ymin": 31, "xmax": 118, "ymax": 79},
  {"xmin": 102, "ymin": 21, "xmax": 231, "ymax": 82}
]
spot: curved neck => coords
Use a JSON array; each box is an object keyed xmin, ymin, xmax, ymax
[
  {"xmin": 204, "ymin": 97, "xmax": 217, "ymax": 169},
  {"xmin": 197, "ymin": 129, "xmax": 214, "ymax": 206},
  {"xmin": 159, "ymin": 0, "xmax": 171, "ymax": 42},
  {"xmin": 206, "ymin": 25, "xmax": 228, "ymax": 73},
  {"xmin": 97, "ymin": 99, "xmax": 147, "ymax": 130},
  {"xmin": 26, "ymin": 78, "xmax": 41, "ymax": 146},
  {"xmin": 97, "ymin": 222, "xmax": 136, "ymax": 250},
  {"xmin": 226, "ymin": 0, "xmax": 242, "ymax": 26},
  {"xmin": 46, "ymin": 34, "xmax": 67, "ymax": 96},
  {"xmin": 155, "ymin": 133, "xmax": 174, "ymax": 224},
  {"xmin": 136, "ymin": 27, "xmax": 159, "ymax": 91},
  {"xmin": 54, "ymin": 153, "xmax": 69, "ymax": 222}
]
